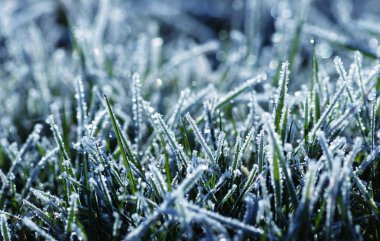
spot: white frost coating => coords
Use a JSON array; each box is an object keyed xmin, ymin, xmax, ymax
[
  {"xmin": 316, "ymin": 131, "xmax": 333, "ymax": 171},
  {"xmin": 216, "ymin": 74, "xmax": 266, "ymax": 110},
  {"xmin": 73, "ymin": 136, "xmax": 98, "ymax": 155},
  {"xmin": 221, "ymin": 184, "xmax": 237, "ymax": 205},
  {"xmin": 327, "ymin": 102, "xmax": 361, "ymax": 134},
  {"xmin": 149, "ymin": 164, "xmax": 168, "ymax": 197},
  {"xmin": 343, "ymin": 137, "xmax": 362, "ymax": 171},
  {"xmin": 265, "ymin": 113, "xmax": 298, "ymax": 207},
  {"xmin": 30, "ymin": 188, "xmax": 65, "ymax": 209},
  {"xmin": 356, "ymin": 154, "xmax": 375, "ymax": 175},
  {"xmin": 241, "ymin": 164, "xmax": 258, "ymax": 198},
  {"xmin": 65, "ymin": 193, "xmax": 79, "ymax": 234},
  {"xmin": 296, "ymin": 81, "xmax": 347, "ymax": 151},
  {"xmin": 215, "ymin": 131, "xmax": 226, "ymax": 161},
  {"xmin": 275, "ymin": 61, "xmax": 290, "ymax": 107},
  {"xmin": 21, "ymin": 147, "xmax": 59, "ymax": 198},
  {"xmin": 369, "ymin": 90, "xmax": 376, "ymax": 152},
  {"xmin": 0, "ymin": 123, "xmax": 43, "ymax": 201},
  {"xmin": 239, "ymin": 127, "xmax": 255, "ymax": 164},
  {"xmin": 89, "ymin": 110, "xmax": 107, "ymax": 137},
  {"xmin": 162, "ymin": 41, "xmax": 220, "ymax": 73},
  {"xmin": 132, "ymin": 73, "xmax": 143, "ymax": 145},
  {"xmin": 124, "ymin": 165, "xmax": 207, "ymax": 241},
  {"xmin": 23, "ymin": 217, "xmax": 57, "ymax": 241},
  {"xmin": 185, "ymin": 113, "xmax": 215, "ymax": 163},
  {"xmin": 75, "ymin": 76, "xmax": 88, "ymax": 139},
  {"xmin": 334, "ymin": 56, "xmax": 348, "ymax": 81},
  {"xmin": 168, "ymin": 89, "xmax": 190, "ymax": 127},
  {"xmin": 353, "ymin": 175, "xmax": 378, "ymax": 212},
  {"xmin": 266, "ymin": 135, "xmax": 283, "ymax": 209},
  {"xmin": 153, "ymin": 113, "xmax": 189, "ymax": 167},
  {"xmin": 112, "ymin": 212, "xmax": 121, "ymax": 237},
  {"xmin": 0, "ymin": 214, "xmax": 10, "ymax": 241},
  {"xmin": 287, "ymin": 161, "xmax": 317, "ymax": 238},
  {"xmin": 230, "ymin": 135, "xmax": 242, "ymax": 181},
  {"xmin": 46, "ymin": 115, "xmax": 70, "ymax": 161},
  {"xmin": 185, "ymin": 202, "xmax": 263, "ymax": 237}
]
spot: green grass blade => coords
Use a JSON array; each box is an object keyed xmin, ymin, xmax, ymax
[{"xmin": 104, "ymin": 95, "xmax": 136, "ymax": 194}]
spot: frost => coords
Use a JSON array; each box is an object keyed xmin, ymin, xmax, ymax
[
  {"xmin": 132, "ymin": 73, "xmax": 143, "ymax": 145},
  {"xmin": 153, "ymin": 113, "xmax": 189, "ymax": 168},
  {"xmin": 73, "ymin": 136, "xmax": 99, "ymax": 155},
  {"xmin": 46, "ymin": 115, "xmax": 70, "ymax": 161},
  {"xmin": 185, "ymin": 113, "xmax": 214, "ymax": 163},
  {"xmin": 216, "ymin": 74, "xmax": 266, "ymax": 110},
  {"xmin": 0, "ymin": 214, "xmax": 10, "ymax": 241},
  {"xmin": 75, "ymin": 76, "xmax": 88, "ymax": 139},
  {"xmin": 215, "ymin": 131, "xmax": 226, "ymax": 162},
  {"xmin": 112, "ymin": 212, "xmax": 122, "ymax": 237},
  {"xmin": 0, "ymin": 1, "xmax": 378, "ymax": 240},
  {"xmin": 23, "ymin": 217, "xmax": 57, "ymax": 241},
  {"xmin": 125, "ymin": 165, "xmax": 207, "ymax": 241},
  {"xmin": 316, "ymin": 131, "xmax": 333, "ymax": 171},
  {"xmin": 168, "ymin": 89, "xmax": 190, "ymax": 127},
  {"xmin": 149, "ymin": 164, "xmax": 168, "ymax": 197},
  {"xmin": 369, "ymin": 90, "xmax": 376, "ymax": 152},
  {"xmin": 185, "ymin": 202, "xmax": 263, "ymax": 237},
  {"xmin": 334, "ymin": 56, "xmax": 348, "ymax": 82}
]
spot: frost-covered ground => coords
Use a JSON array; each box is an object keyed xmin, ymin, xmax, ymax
[{"xmin": 0, "ymin": 0, "xmax": 380, "ymax": 240}]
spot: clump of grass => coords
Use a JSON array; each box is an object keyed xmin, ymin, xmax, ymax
[{"xmin": 0, "ymin": 0, "xmax": 380, "ymax": 240}]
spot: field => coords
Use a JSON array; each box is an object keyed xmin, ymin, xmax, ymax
[{"xmin": 0, "ymin": 0, "xmax": 379, "ymax": 240}]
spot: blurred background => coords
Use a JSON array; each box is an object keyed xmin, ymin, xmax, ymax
[{"xmin": 0, "ymin": 0, "xmax": 379, "ymax": 142}]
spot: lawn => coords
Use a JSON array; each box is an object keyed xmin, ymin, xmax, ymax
[{"xmin": 0, "ymin": 0, "xmax": 379, "ymax": 240}]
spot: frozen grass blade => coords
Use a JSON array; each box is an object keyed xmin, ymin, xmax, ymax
[
  {"xmin": 294, "ymin": 81, "xmax": 347, "ymax": 155},
  {"xmin": 168, "ymin": 89, "xmax": 190, "ymax": 127},
  {"xmin": 369, "ymin": 90, "xmax": 376, "ymax": 152},
  {"xmin": 215, "ymin": 74, "xmax": 266, "ymax": 111},
  {"xmin": 104, "ymin": 95, "xmax": 136, "ymax": 194},
  {"xmin": 266, "ymin": 115, "xmax": 298, "ymax": 208},
  {"xmin": 267, "ymin": 139, "xmax": 282, "ymax": 212},
  {"xmin": 215, "ymin": 131, "xmax": 226, "ymax": 162},
  {"xmin": 159, "ymin": 133, "xmax": 172, "ymax": 191},
  {"xmin": 230, "ymin": 136, "xmax": 242, "ymax": 183},
  {"xmin": 256, "ymin": 130, "xmax": 265, "ymax": 173},
  {"xmin": 186, "ymin": 202, "xmax": 263, "ymax": 237},
  {"xmin": 124, "ymin": 165, "xmax": 207, "ymax": 241},
  {"xmin": 132, "ymin": 73, "xmax": 143, "ymax": 146},
  {"xmin": 310, "ymin": 40, "xmax": 321, "ymax": 123},
  {"xmin": 153, "ymin": 113, "xmax": 189, "ymax": 168},
  {"xmin": 334, "ymin": 56, "xmax": 367, "ymax": 142},
  {"xmin": 287, "ymin": 162, "xmax": 316, "ymax": 240},
  {"xmin": 21, "ymin": 147, "xmax": 59, "ymax": 198},
  {"xmin": 185, "ymin": 113, "xmax": 214, "ymax": 163},
  {"xmin": 310, "ymin": 82, "xmax": 346, "ymax": 136},
  {"xmin": 221, "ymin": 184, "xmax": 237, "ymax": 205},
  {"xmin": 353, "ymin": 174, "xmax": 378, "ymax": 214},
  {"xmin": 65, "ymin": 193, "xmax": 79, "ymax": 237},
  {"xmin": 230, "ymin": 164, "xmax": 259, "ymax": 215},
  {"xmin": 23, "ymin": 200, "xmax": 57, "ymax": 231},
  {"xmin": 316, "ymin": 131, "xmax": 333, "ymax": 171},
  {"xmin": 75, "ymin": 76, "xmax": 88, "ymax": 139},
  {"xmin": 149, "ymin": 164, "xmax": 168, "ymax": 199},
  {"xmin": 23, "ymin": 217, "xmax": 57, "ymax": 241},
  {"xmin": 304, "ymin": 92, "xmax": 311, "ymax": 144},
  {"xmin": 273, "ymin": 61, "xmax": 289, "ymax": 134},
  {"xmin": 0, "ymin": 214, "xmax": 10, "ymax": 241},
  {"xmin": 46, "ymin": 116, "xmax": 70, "ymax": 162}
]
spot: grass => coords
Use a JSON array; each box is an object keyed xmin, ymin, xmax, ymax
[{"xmin": 0, "ymin": 0, "xmax": 380, "ymax": 240}]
